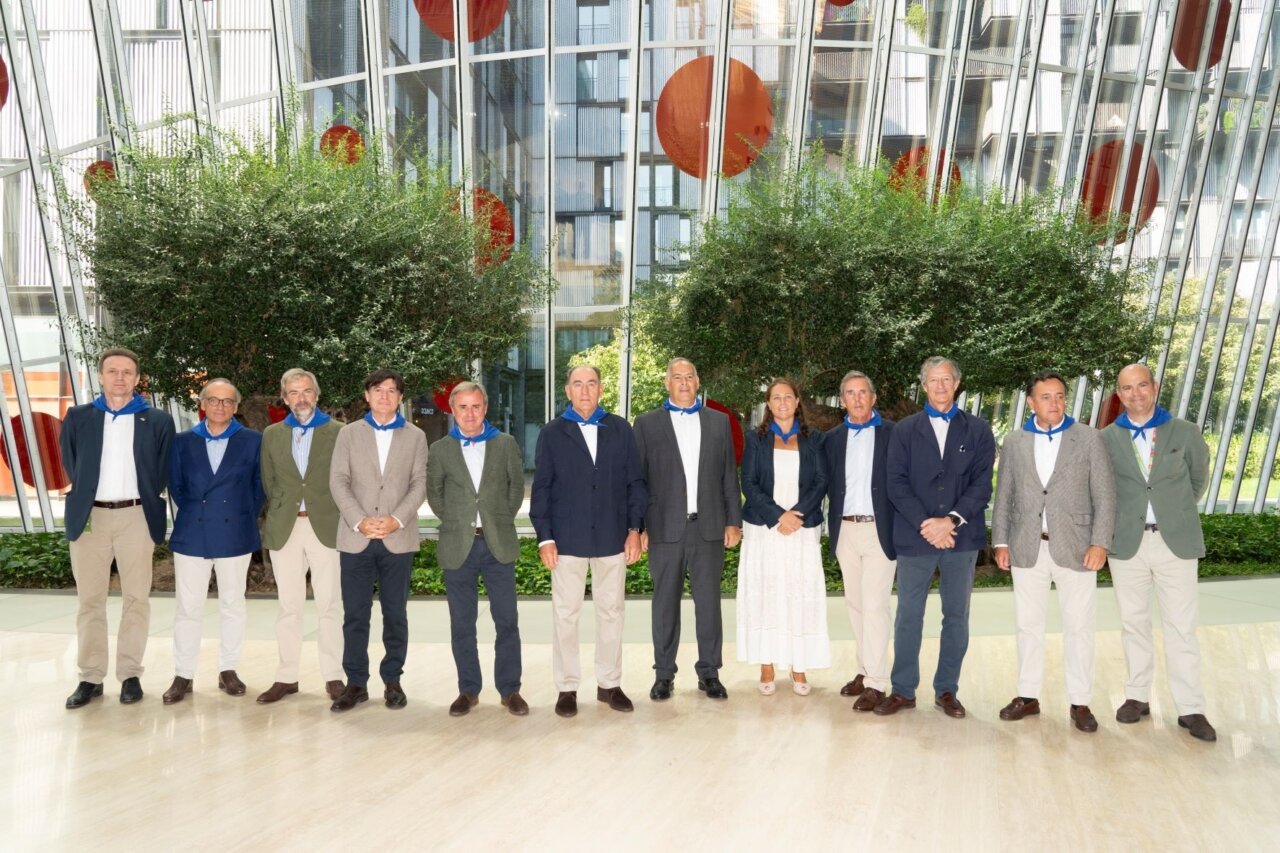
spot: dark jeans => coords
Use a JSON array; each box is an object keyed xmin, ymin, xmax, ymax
[
  {"xmin": 649, "ymin": 524, "xmax": 725, "ymax": 681},
  {"xmin": 443, "ymin": 536, "xmax": 522, "ymax": 696},
  {"xmin": 340, "ymin": 540, "xmax": 413, "ymax": 688},
  {"xmin": 890, "ymin": 549, "xmax": 978, "ymax": 699}
]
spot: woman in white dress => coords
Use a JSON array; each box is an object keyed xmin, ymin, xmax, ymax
[{"xmin": 736, "ymin": 378, "xmax": 831, "ymax": 695}]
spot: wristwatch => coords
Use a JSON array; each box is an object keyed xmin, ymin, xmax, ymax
[{"xmin": 946, "ymin": 512, "xmax": 964, "ymax": 528}]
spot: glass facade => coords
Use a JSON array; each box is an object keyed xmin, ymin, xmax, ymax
[{"xmin": 0, "ymin": 0, "xmax": 1277, "ymax": 530}]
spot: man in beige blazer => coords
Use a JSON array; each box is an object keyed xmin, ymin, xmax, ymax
[
  {"xmin": 426, "ymin": 381, "xmax": 527, "ymax": 717},
  {"xmin": 328, "ymin": 368, "xmax": 428, "ymax": 712},
  {"xmin": 992, "ymin": 371, "xmax": 1115, "ymax": 732},
  {"xmin": 257, "ymin": 368, "xmax": 345, "ymax": 705},
  {"xmin": 1101, "ymin": 363, "xmax": 1216, "ymax": 742}
]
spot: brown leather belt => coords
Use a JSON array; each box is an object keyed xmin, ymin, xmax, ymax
[
  {"xmin": 1040, "ymin": 532, "xmax": 1050, "ymax": 541},
  {"xmin": 297, "ymin": 511, "xmax": 309, "ymax": 517},
  {"xmin": 474, "ymin": 527, "xmax": 484, "ymax": 536},
  {"xmin": 93, "ymin": 499, "xmax": 142, "ymax": 509},
  {"xmin": 842, "ymin": 515, "xmax": 875, "ymax": 523}
]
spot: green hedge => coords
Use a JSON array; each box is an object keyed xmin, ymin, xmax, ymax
[{"xmin": 4, "ymin": 512, "xmax": 1277, "ymax": 593}]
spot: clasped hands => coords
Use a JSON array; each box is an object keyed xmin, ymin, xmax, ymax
[
  {"xmin": 920, "ymin": 516, "xmax": 957, "ymax": 549},
  {"xmin": 357, "ymin": 516, "xmax": 400, "ymax": 539}
]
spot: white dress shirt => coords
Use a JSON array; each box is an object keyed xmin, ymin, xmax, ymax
[
  {"xmin": 577, "ymin": 421, "xmax": 598, "ymax": 463},
  {"xmin": 1134, "ymin": 428, "xmax": 1158, "ymax": 524},
  {"xmin": 461, "ymin": 438, "xmax": 486, "ymax": 526},
  {"xmin": 1032, "ymin": 419, "xmax": 1065, "ymax": 533},
  {"xmin": 96, "ymin": 411, "xmax": 140, "ymax": 501},
  {"xmin": 668, "ymin": 406, "xmax": 701, "ymax": 514},
  {"xmin": 291, "ymin": 420, "xmax": 315, "ymax": 512},
  {"xmin": 205, "ymin": 432, "xmax": 230, "ymax": 474},
  {"xmin": 929, "ymin": 411, "xmax": 951, "ymax": 457},
  {"xmin": 841, "ymin": 426, "xmax": 875, "ymax": 516}
]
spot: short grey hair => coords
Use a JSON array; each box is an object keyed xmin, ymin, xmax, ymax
[
  {"xmin": 666, "ymin": 357, "xmax": 698, "ymax": 378},
  {"xmin": 279, "ymin": 367, "xmax": 320, "ymax": 399},
  {"xmin": 565, "ymin": 364, "xmax": 601, "ymax": 384},
  {"xmin": 919, "ymin": 356, "xmax": 961, "ymax": 386},
  {"xmin": 200, "ymin": 378, "xmax": 241, "ymax": 404},
  {"xmin": 840, "ymin": 370, "xmax": 876, "ymax": 396},
  {"xmin": 449, "ymin": 380, "xmax": 488, "ymax": 407}
]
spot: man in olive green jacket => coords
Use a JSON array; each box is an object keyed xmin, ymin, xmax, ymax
[
  {"xmin": 257, "ymin": 368, "xmax": 345, "ymax": 705},
  {"xmin": 426, "ymin": 381, "xmax": 528, "ymax": 717},
  {"xmin": 1101, "ymin": 363, "xmax": 1215, "ymax": 742}
]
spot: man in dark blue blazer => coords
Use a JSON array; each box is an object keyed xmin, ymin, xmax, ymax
[
  {"xmin": 824, "ymin": 370, "xmax": 897, "ymax": 711},
  {"xmin": 162, "ymin": 379, "xmax": 264, "ymax": 705},
  {"xmin": 531, "ymin": 365, "xmax": 647, "ymax": 718},
  {"xmin": 876, "ymin": 357, "xmax": 995, "ymax": 719},
  {"xmin": 61, "ymin": 348, "xmax": 175, "ymax": 709}
]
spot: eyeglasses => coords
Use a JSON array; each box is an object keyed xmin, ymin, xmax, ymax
[{"xmin": 202, "ymin": 397, "xmax": 238, "ymax": 408}]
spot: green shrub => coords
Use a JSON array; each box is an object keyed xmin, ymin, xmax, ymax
[{"xmin": 0, "ymin": 534, "xmax": 73, "ymax": 588}]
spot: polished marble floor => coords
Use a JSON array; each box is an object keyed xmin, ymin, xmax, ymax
[{"xmin": 2, "ymin": 579, "xmax": 1278, "ymax": 852}]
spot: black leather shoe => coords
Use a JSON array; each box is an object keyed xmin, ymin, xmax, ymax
[
  {"xmin": 501, "ymin": 692, "xmax": 529, "ymax": 716},
  {"xmin": 330, "ymin": 684, "xmax": 369, "ymax": 712},
  {"xmin": 555, "ymin": 691, "xmax": 578, "ymax": 718},
  {"xmin": 1178, "ymin": 714, "xmax": 1217, "ymax": 742},
  {"xmin": 66, "ymin": 681, "xmax": 103, "ymax": 709},
  {"xmin": 650, "ymin": 678, "xmax": 674, "ymax": 701},
  {"xmin": 162, "ymin": 676, "xmax": 193, "ymax": 705},
  {"xmin": 698, "ymin": 677, "xmax": 728, "ymax": 700},
  {"xmin": 120, "ymin": 677, "xmax": 144, "ymax": 704},
  {"xmin": 384, "ymin": 682, "xmax": 407, "ymax": 709},
  {"xmin": 597, "ymin": 686, "xmax": 634, "ymax": 712},
  {"xmin": 840, "ymin": 674, "xmax": 865, "ymax": 697},
  {"xmin": 449, "ymin": 692, "xmax": 479, "ymax": 716}
]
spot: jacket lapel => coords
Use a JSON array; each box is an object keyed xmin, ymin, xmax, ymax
[
  {"xmin": 202, "ymin": 430, "xmax": 242, "ymax": 493},
  {"xmin": 563, "ymin": 417, "xmax": 596, "ymax": 464},
  {"xmin": 1044, "ymin": 425, "xmax": 1078, "ymax": 489},
  {"xmin": 474, "ymin": 438, "xmax": 498, "ymax": 498},
  {"xmin": 940, "ymin": 411, "xmax": 964, "ymax": 468}
]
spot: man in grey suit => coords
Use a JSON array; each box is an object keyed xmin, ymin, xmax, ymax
[
  {"xmin": 329, "ymin": 368, "xmax": 428, "ymax": 713},
  {"xmin": 991, "ymin": 371, "xmax": 1115, "ymax": 733},
  {"xmin": 634, "ymin": 358, "xmax": 742, "ymax": 702},
  {"xmin": 427, "ymin": 381, "xmax": 528, "ymax": 717},
  {"xmin": 1101, "ymin": 363, "xmax": 1216, "ymax": 742}
]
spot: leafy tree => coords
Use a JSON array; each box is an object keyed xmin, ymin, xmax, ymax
[
  {"xmin": 568, "ymin": 326, "xmax": 668, "ymax": 415},
  {"xmin": 62, "ymin": 119, "xmax": 551, "ymax": 424},
  {"xmin": 635, "ymin": 147, "xmax": 1156, "ymax": 416}
]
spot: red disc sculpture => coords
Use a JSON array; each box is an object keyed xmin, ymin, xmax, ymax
[
  {"xmin": 888, "ymin": 144, "xmax": 961, "ymax": 196},
  {"xmin": 433, "ymin": 376, "xmax": 468, "ymax": 414},
  {"xmin": 1172, "ymin": 0, "xmax": 1231, "ymax": 71},
  {"xmin": 0, "ymin": 56, "xmax": 9, "ymax": 112},
  {"xmin": 0, "ymin": 412, "xmax": 70, "ymax": 490},
  {"xmin": 655, "ymin": 56, "xmax": 773, "ymax": 179},
  {"xmin": 704, "ymin": 398, "xmax": 745, "ymax": 465},
  {"xmin": 83, "ymin": 159, "xmax": 117, "ymax": 199},
  {"xmin": 319, "ymin": 124, "xmax": 365, "ymax": 164},
  {"xmin": 414, "ymin": 0, "xmax": 508, "ymax": 43},
  {"xmin": 1080, "ymin": 140, "xmax": 1159, "ymax": 241}
]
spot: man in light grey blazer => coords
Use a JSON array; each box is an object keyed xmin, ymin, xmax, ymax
[
  {"xmin": 634, "ymin": 358, "xmax": 742, "ymax": 702},
  {"xmin": 992, "ymin": 371, "xmax": 1115, "ymax": 733},
  {"xmin": 1101, "ymin": 363, "xmax": 1216, "ymax": 742},
  {"xmin": 427, "ymin": 381, "xmax": 528, "ymax": 717},
  {"xmin": 329, "ymin": 368, "xmax": 428, "ymax": 713}
]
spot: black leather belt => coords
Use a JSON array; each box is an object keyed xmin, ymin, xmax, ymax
[
  {"xmin": 1040, "ymin": 532, "xmax": 1050, "ymax": 541},
  {"xmin": 1144, "ymin": 523, "xmax": 1159, "ymax": 532},
  {"xmin": 842, "ymin": 515, "xmax": 875, "ymax": 523},
  {"xmin": 93, "ymin": 499, "xmax": 142, "ymax": 509},
  {"xmin": 686, "ymin": 513, "xmax": 698, "ymax": 521}
]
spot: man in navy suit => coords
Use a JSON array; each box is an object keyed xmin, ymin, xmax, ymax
[
  {"xmin": 824, "ymin": 370, "xmax": 897, "ymax": 711},
  {"xmin": 162, "ymin": 379, "xmax": 264, "ymax": 705},
  {"xmin": 61, "ymin": 348, "xmax": 175, "ymax": 709},
  {"xmin": 531, "ymin": 364, "xmax": 647, "ymax": 718},
  {"xmin": 876, "ymin": 356, "xmax": 995, "ymax": 719}
]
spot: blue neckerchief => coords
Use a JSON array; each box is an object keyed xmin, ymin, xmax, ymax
[
  {"xmin": 284, "ymin": 410, "xmax": 331, "ymax": 432},
  {"xmin": 193, "ymin": 418, "xmax": 243, "ymax": 441},
  {"xmin": 845, "ymin": 409, "xmax": 883, "ymax": 434},
  {"xmin": 92, "ymin": 393, "xmax": 149, "ymax": 420},
  {"xmin": 1023, "ymin": 415, "xmax": 1074, "ymax": 442},
  {"xmin": 770, "ymin": 420, "xmax": 800, "ymax": 444},
  {"xmin": 924, "ymin": 401, "xmax": 958, "ymax": 422},
  {"xmin": 1114, "ymin": 407, "xmax": 1172, "ymax": 441},
  {"xmin": 364, "ymin": 411, "xmax": 406, "ymax": 431},
  {"xmin": 562, "ymin": 405, "xmax": 608, "ymax": 426},
  {"xmin": 450, "ymin": 421, "xmax": 501, "ymax": 446},
  {"xmin": 663, "ymin": 397, "xmax": 703, "ymax": 415}
]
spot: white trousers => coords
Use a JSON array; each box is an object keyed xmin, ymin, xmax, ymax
[
  {"xmin": 834, "ymin": 520, "xmax": 896, "ymax": 692},
  {"xmin": 172, "ymin": 552, "xmax": 251, "ymax": 678},
  {"xmin": 551, "ymin": 553, "xmax": 626, "ymax": 691},
  {"xmin": 1109, "ymin": 530, "xmax": 1206, "ymax": 715},
  {"xmin": 1011, "ymin": 541, "xmax": 1097, "ymax": 705},
  {"xmin": 270, "ymin": 517, "xmax": 344, "ymax": 684}
]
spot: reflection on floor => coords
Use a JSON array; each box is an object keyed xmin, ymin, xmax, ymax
[{"xmin": 2, "ymin": 579, "xmax": 1278, "ymax": 851}]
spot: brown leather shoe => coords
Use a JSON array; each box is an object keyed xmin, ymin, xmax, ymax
[
  {"xmin": 325, "ymin": 680, "xmax": 345, "ymax": 701},
  {"xmin": 853, "ymin": 687, "xmax": 884, "ymax": 712},
  {"xmin": 1116, "ymin": 699, "xmax": 1151, "ymax": 724},
  {"xmin": 935, "ymin": 692, "xmax": 966, "ymax": 718},
  {"xmin": 840, "ymin": 674, "xmax": 865, "ymax": 697},
  {"xmin": 501, "ymin": 692, "xmax": 530, "ymax": 716},
  {"xmin": 555, "ymin": 691, "xmax": 578, "ymax": 718},
  {"xmin": 1178, "ymin": 714, "xmax": 1217, "ymax": 742},
  {"xmin": 872, "ymin": 692, "xmax": 916, "ymax": 716},
  {"xmin": 218, "ymin": 670, "xmax": 246, "ymax": 696},
  {"xmin": 449, "ymin": 692, "xmax": 479, "ymax": 716},
  {"xmin": 384, "ymin": 682, "xmax": 407, "ymax": 709},
  {"xmin": 256, "ymin": 682, "xmax": 299, "ymax": 704},
  {"xmin": 597, "ymin": 686, "xmax": 634, "ymax": 712},
  {"xmin": 330, "ymin": 684, "xmax": 369, "ymax": 712},
  {"xmin": 999, "ymin": 697, "xmax": 1041, "ymax": 721},
  {"xmin": 162, "ymin": 676, "xmax": 193, "ymax": 705},
  {"xmin": 1070, "ymin": 704, "xmax": 1099, "ymax": 733}
]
